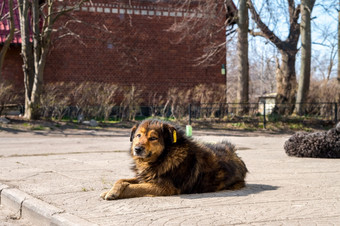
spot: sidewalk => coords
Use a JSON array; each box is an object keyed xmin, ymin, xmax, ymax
[{"xmin": 0, "ymin": 128, "xmax": 339, "ymax": 225}]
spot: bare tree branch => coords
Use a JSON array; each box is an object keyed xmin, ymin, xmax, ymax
[
  {"xmin": 287, "ymin": 1, "xmax": 300, "ymax": 46},
  {"xmin": 248, "ymin": 29, "xmax": 267, "ymax": 39},
  {"xmin": 247, "ymin": 0, "xmax": 284, "ymax": 50}
]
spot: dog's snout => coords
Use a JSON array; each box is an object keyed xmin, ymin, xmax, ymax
[{"xmin": 134, "ymin": 146, "xmax": 144, "ymax": 156}]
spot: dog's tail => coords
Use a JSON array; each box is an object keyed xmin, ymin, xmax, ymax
[
  {"xmin": 220, "ymin": 140, "xmax": 237, "ymax": 152},
  {"xmin": 204, "ymin": 140, "xmax": 236, "ymax": 154},
  {"xmin": 207, "ymin": 140, "xmax": 248, "ymax": 178}
]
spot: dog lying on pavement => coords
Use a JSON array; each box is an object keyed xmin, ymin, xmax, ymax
[{"xmin": 101, "ymin": 119, "xmax": 248, "ymax": 200}]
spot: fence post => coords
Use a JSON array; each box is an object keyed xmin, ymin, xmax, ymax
[
  {"xmin": 263, "ymin": 102, "xmax": 266, "ymax": 129},
  {"xmin": 335, "ymin": 103, "xmax": 338, "ymax": 123},
  {"xmin": 219, "ymin": 103, "xmax": 223, "ymax": 120},
  {"xmin": 188, "ymin": 104, "xmax": 192, "ymax": 125}
]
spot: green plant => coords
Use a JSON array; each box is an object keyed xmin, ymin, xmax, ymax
[
  {"xmin": 267, "ymin": 113, "xmax": 282, "ymax": 122},
  {"xmin": 31, "ymin": 125, "xmax": 46, "ymax": 131},
  {"xmin": 81, "ymin": 187, "xmax": 94, "ymax": 192},
  {"xmin": 231, "ymin": 122, "xmax": 243, "ymax": 128},
  {"xmin": 22, "ymin": 123, "xmax": 30, "ymax": 127}
]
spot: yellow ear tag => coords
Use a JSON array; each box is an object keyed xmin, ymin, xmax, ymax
[{"xmin": 173, "ymin": 130, "xmax": 177, "ymax": 143}]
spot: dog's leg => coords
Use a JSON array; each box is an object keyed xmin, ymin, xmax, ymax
[
  {"xmin": 102, "ymin": 181, "xmax": 180, "ymax": 200},
  {"xmin": 117, "ymin": 182, "xmax": 180, "ymax": 199},
  {"xmin": 228, "ymin": 181, "xmax": 246, "ymax": 190},
  {"xmin": 100, "ymin": 178, "xmax": 139, "ymax": 200}
]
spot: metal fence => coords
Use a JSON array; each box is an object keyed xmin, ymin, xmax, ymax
[
  {"xmin": 2, "ymin": 102, "xmax": 339, "ymax": 128},
  {"xmin": 133, "ymin": 102, "xmax": 339, "ymax": 128}
]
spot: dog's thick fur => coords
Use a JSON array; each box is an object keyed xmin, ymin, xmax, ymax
[
  {"xmin": 284, "ymin": 123, "xmax": 340, "ymax": 158},
  {"xmin": 101, "ymin": 119, "xmax": 248, "ymax": 200}
]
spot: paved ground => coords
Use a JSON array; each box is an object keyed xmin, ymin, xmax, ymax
[
  {"xmin": 0, "ymin": 127, "xmax": 339, "ymax": 225},
  {"xmin": 0, "ymin": 204, "xmax": 32, "ymax": 226}
]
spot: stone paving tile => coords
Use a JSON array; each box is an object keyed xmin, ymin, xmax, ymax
[{"xmin": 0, "ymin": 130, "xmax": 339, "ymax": 225}]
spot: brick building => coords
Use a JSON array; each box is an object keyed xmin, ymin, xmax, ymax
[{"xmin": 1, "ymin": 0, "xmax": 236, "ymax": 103}]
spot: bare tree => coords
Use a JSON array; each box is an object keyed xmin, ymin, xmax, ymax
[
  {"xmin": 314, "ymin": 43, "xmax": 337, "ymax": 81},
  {"xmin": 17, "ymin": 0, "xmax": 87, "ymax": 120},
  {"xmin": 0, "ymin": 0, "xmax": 15, "ymax": 80},
  {"xmin": 248, "ymin": 0, "xmax": 301, "ymax": 114},
  {"xmin": 313, "ymin": 0, "xmax": 339, "ymax": 103},
  {"xmin": 296, "ymin": 0, "xmax": 316, "ymax": 115},
  {"xmin": 236, "ymin": 0, "xmax": 249, "ymax": 114}
]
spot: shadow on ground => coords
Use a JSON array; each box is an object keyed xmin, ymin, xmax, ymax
[{"xmin": 180, "ymin": 184, "xmax": 279, "ymax": 199}]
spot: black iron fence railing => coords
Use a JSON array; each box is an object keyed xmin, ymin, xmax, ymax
[
  {"xmin": 139, "ymin": 102, "xmax": 338, "ymax": 128},
  {"xmin": 2, "ymin": 102, "xmax": 339, "ymax": 127}
]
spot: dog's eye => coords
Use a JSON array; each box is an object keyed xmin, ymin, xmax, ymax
[
  {"xmin": 136, "ymin": 134, "xmax": 141, "ymax": 138},
  {"xmin": 149, "ymin": 137, "xmax": 158, "ymax": 141}
]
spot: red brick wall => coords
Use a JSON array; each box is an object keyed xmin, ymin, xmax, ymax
[
  {"xmin": 3, "ymin": 0, "xmax": 226, "ymax": 103},
  {"xmin": 0, "ymin": 45, "xmax": 23, "ymax": 89}
]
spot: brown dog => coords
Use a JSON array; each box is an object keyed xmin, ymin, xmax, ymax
[{"xmin": 101, "ymin": 119, "xmax": 247, "ymax": 200}]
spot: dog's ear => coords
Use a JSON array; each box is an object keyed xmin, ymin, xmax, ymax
[
  {"xmin": 130, "ymin": 123, "xmax": 139, "ymax": 142},
  {"xmin": 163, "ymin": 123, "xmax": 178, "ymax": 144}
]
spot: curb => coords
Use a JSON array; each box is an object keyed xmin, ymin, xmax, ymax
[{"xmin": 0, "ymin": 183, "xmax": 96, "ymax": 226}]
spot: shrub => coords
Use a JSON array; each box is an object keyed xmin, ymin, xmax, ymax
[
  {"xmin": 98, "ymin": 83, "xmax": 119, "ymax": 121},
  {"xmin": 193, "ymin": 83, "xmax": 226, "ymax": 118},
  {"xmin": 120, "ymin": 85, "xmax": 144, "ymax": 121},
  {"xmin": 40, "ymin": 82, "xmax": 72, "ymax": 120},
  {"xmin": 308, "ymin": 78, "xmax": 338, "ymax": 103},
  {"xmin": 147, "ymin": 92, "xmax": 165, "ymax": 117},
  {"xmin": 0, "ymin": 80, "xmax": 19, "ymax": 116},
  {"xmin": 166, "ymin": 87, "xmax": 192, "ymax": 119},
  {"xmin": 193, "ymin": 83, "xmax": 226, "ymax": 104}
]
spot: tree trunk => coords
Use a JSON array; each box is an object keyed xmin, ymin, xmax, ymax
[
  {"xmin": 18, "ymin": 0, "xmax": 40, "ymax": 119},
  {"xmin": 28, "ymin": 0, "xmax": 44, "ymax": 120},
  {"xmin": 338, "ymin": 0, "xmax": 340, "ymax": 104},
  {"xmin": 296, "ymin": 0, "xmax": 315, "ymax": 115},
  {"xmin": 276, "ymin": 51, "xmax": 297, "ymax": 114},
  {"xmin": 0, "ymin": 0, "xmax": 15, "ymax": 80},
  {"xmin": 236, "ymin": 0, "xmax": 249, "ymax": 114}
]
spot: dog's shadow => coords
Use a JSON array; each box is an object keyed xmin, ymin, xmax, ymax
[{"xmin": 180, "ymin": 184, "xmax": 279, "ymax": 199}]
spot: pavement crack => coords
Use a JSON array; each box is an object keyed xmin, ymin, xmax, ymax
[
  {"xmin": 51, "ymin": 209, "xmax": 66, "ymax": 216},
  {"xmin": 17, "ymin": 171, "xmax": 56, "ymax": 181}
]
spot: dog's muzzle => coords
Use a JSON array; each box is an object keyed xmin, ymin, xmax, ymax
[{"xmin": 134, "ymin": 146, "xmax": 145, "ymax": 156}]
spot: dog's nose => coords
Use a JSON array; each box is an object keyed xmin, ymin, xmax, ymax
[{"xmin": 134, "ymin": 146, "xmax": 144, "ymax": 156}]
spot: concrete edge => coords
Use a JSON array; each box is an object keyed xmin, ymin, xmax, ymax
[
  {"xmin": 51, "ymin": 212, "xmax": 98, "ymax": 226},
  {"xmin": 0, "ymin": 183, "xmax": 9, "ymax": 200},
  {"xmin": 0, "ymin": 183, "xmax": 97, "ymax": 226}
]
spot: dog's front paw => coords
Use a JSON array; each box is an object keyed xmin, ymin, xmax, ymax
[
  {"xmin": 101, "ymin": 181, "xmax": 130, "ymax": 200},
  {"xmin": 100, "ymin": 191, "xmax": 108, "ymax": 200}
]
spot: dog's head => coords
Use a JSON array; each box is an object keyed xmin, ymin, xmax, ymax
[{"xmin": 130, "ymin": 119, "xmax": 178, "ymax": 161}]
